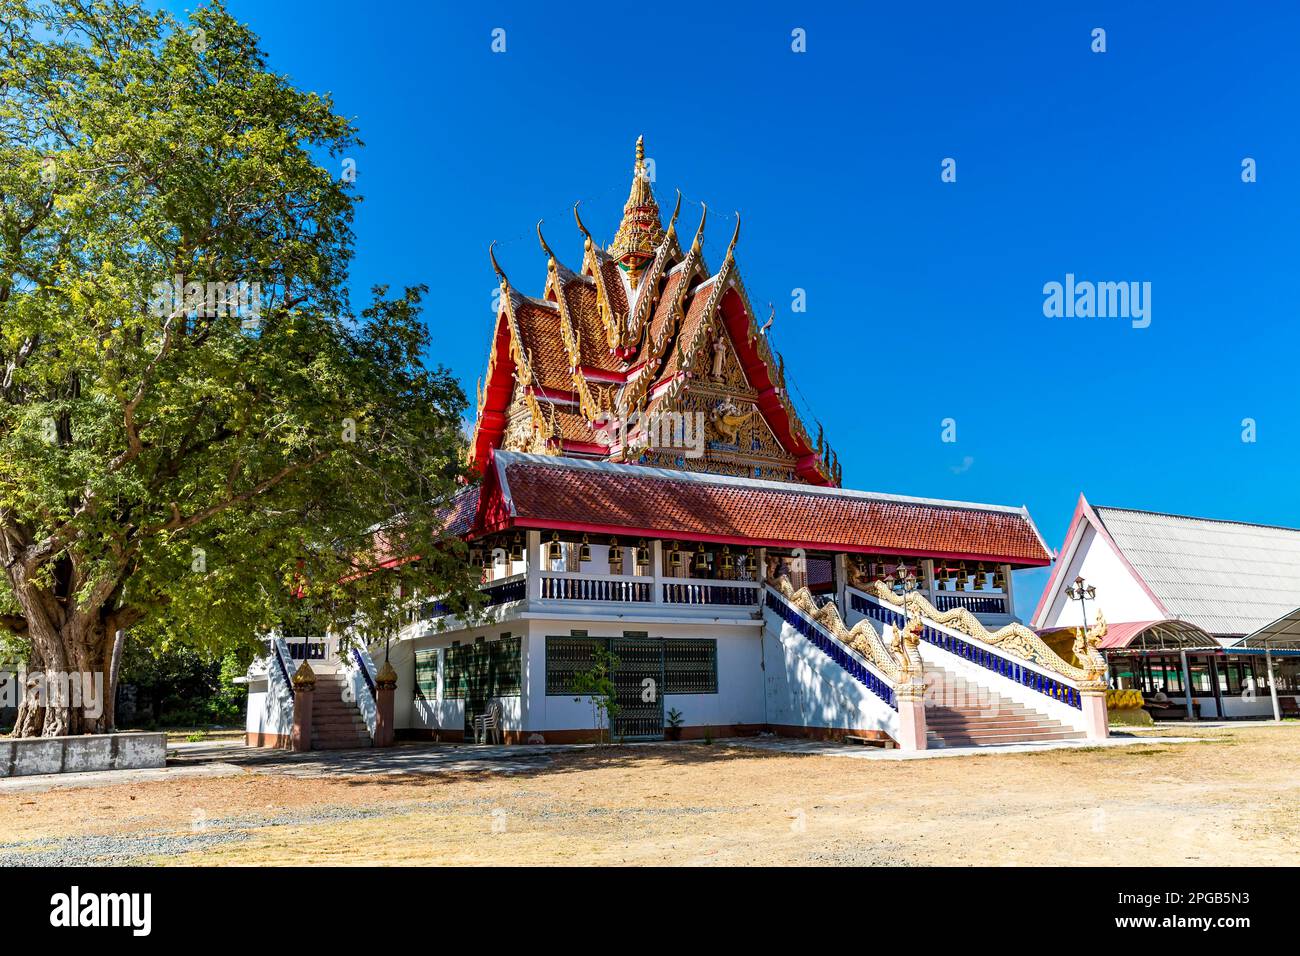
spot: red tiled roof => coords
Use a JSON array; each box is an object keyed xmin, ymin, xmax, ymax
[
  {"xmin": 437, "ymin": 484, "xmax": 481, "ymax": 537},
  {"xmin": 558, "ymin": 279, "xmax": 622, "ymax": 372},
  {"xmin": 598, "ymin": 259, "xmax": 628, "ymax": 321},
  {"xmin": 656, "ymin": 279, "xmax": 715, "ymax": 382},
  {"xmin": 513, "ymin": 301, "xmax": 573, "ymax": 391},
  {"xmin": 485, "ymin": 453, "xmax": 1051, "ymax": 565}
]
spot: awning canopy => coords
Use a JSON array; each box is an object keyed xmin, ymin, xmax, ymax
[
  {"xmin": 1238, "ymin": 606, "xmax": 1300, "ymax": 649},
  {"xmin": 1041, "ymin": 619, "xmax": 1219, "ymax": 652}
]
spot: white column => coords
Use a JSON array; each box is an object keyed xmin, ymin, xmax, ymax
[
  {"xmin": 834, "ymin": 553, "xmax": 848, "ymax": 615},
  {"xmin": 1002, "ymin": 564, "xmax": 1015, "ymax": 618},
  {"xmin": 652, "ymin": 539, "xmax": 665, "ymax": 605},
  {"xmin": 1265, "ymin": 648, "xmax": 1282, "ymax": 722},
  {"xmin": 1179, "ymin": 649, "xmax": 1195, "ymax": 720},
  {"xmin": 525, "ymin": 530, "xmax": 542, "ymax": 604},
  {"xmin": 921, "ymin": 559, "xmax": 935, "ymax": 605}
]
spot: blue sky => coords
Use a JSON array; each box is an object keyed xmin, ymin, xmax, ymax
[{"xmin": 164, "ymin": 1, "xmax": 1300, "ymax": 615}]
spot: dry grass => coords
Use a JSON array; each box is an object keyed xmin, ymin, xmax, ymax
[{"xmin": 1, "ymin": 725, "xmax": 1296, "ymax": 866}]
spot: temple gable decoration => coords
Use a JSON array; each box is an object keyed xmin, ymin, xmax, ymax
[{"xmin": 469, "ymin": 137, "xmax": 838, "ymax": 486}]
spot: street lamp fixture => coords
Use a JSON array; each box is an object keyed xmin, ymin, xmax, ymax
[{"xmin": 1064, "ymin": 575, "xmax": 1097, "ymax": 631}]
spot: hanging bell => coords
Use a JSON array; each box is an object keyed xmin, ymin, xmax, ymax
[
  {"xmin": 548, "ymin": 532, "xmax": 563, "ymax": 561},
  {"xmin": 509, "ymin": 531, "xmax": 524, "ymax": 562},
  {"xmin": 579, "ymin": 533, "xmax": 592, "ymax": 563},
  {"xmin": 721, "ymin": 546, "xmax": 735, "ymax": 572},
  {"xmin": 694, "ymin": 542, "xmax": 707, "ymax": 572},
  {"xmin": 670, "ymin": 540, "xmax": 683, "ymax": 569},
  {"xmin": 637, "ymin": 540, "xmax": 651, "ymax": 569},
  {"xmin": 469, "ymin": 546, "xmax": 484, "ymax": 567},
  {"xmin": 959, "ymin": 561, "xmax": 969, "ymax": 580},
  {"xmin": 994, "ymin": 567, "xmax": 1006, "ymax": 591}
]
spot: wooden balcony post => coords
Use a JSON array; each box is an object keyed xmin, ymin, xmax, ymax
[
  {"xmin": 652, "ymin": 539, "xmax": 665, "ymax": 605},
  {"xmin": 1001, "ymin": 563, "xmax": 1015, "ymax": 616}
]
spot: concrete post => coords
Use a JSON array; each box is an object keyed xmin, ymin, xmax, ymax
[
  {"xmin": 895, "ymin": 682, "xmax": 928, "ymax": 751},
  {"xmin": 1265, "ymin": 648, "xmax": 1281, "ymax": 723},
  {"xmin": 1179, "ymin": 649, "xmax": 1195, "ymax": 720},
  {"xmin": 1001, "ymin": 564, "xmax": 1015, "ymax": 617},
  {"xmin": 1080, "ymin": 688, "xmax": 1109, "ymax": 740},
  {"xmin": 652, "ymin": 539, "xmax": 665, "ymax": 605},
  {"xmin": 374, "ymin": 658, "xmax": 397, "ymax": 747},
  {"xmin": 525, "ymin": 530, "xmax": 542, "ymax": 603},
  {"xmin": 290, "ymin": 660, "xmax": 316, "ymax": 752},
  {"xmin": 833, "ymin": 553, "xmax": 849, "ymax": 616}
]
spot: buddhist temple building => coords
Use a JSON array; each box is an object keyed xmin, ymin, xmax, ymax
[
  {"xmin": 245, "ymin": 139, "xmax": 1114, "ymax": 751},
  {"xmin": 1034, "ymin": 496, "xmax": 1300, "ymax": 721}
]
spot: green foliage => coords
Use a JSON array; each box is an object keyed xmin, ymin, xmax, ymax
[
  {"xmin": 666, "ymin": 706, "xmax": 684, "ymax": 728},
  {"xmin": 571, "ymin": 645, "xmax": 620, "ymax": 745},
  {"xmin": 118, "ymin": 642, "xmax": 246, "ymax": 726},
  {"xmin": 0, "ymin": 0, "xmax": 480, "ymax": 705}
]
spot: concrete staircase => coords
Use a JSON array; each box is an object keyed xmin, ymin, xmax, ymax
[
  {"xmin": 923, "ymin": 662, "xmax": 1085, "ymax": 749},
  {"xmin": 310, "ymin": 670, "xmax": 372, "ymax": 750}
]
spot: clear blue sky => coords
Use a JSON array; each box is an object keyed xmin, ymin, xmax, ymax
[{"xmin": 163, "ymin": 1, "xmax": 1300, "ymax": 616}]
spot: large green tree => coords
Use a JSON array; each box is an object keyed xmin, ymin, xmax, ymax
[{"xmin": 0, "ymin": 0, "xmax": 477, "ymax": 736}]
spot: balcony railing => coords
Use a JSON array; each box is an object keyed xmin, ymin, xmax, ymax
[
  {"xmin": 482, "ymin": 574, "xmax": 527, "ymax": 607},
  {"xmin": 540, "ymin": 572, "xmax": 653, "ymax": 603},
  {"xmin": 662, "ymin": 580, "xmax": 761, "ymax": 606},
  {"xmin": 931, "ymin": 591, "xmax": 1010, "ymax": 615}
]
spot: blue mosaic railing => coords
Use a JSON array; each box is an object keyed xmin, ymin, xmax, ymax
[
  {"xmin": 272, "ymin": 640, "xmax": 294, "ymax": 699},
  {"xmin": 850, "ymin": 592, "xmax": 1081, "ymax": 710},
  {"xmin": 933, "ymin": 593, "xmax": 1009, "ymax": 615},
  {"xmin": 765, "ymin": 589, "xmax": 896, "ymax": 710},
  {"xmin": 353, "ymin": 648, "xmax": 377, "ymax": 701},
  {"xmin": 482, "ymin": 576, "xmax": 526, "ymax": 606}
]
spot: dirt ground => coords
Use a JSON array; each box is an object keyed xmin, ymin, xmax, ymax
[{"xmin": 1, "ymin": 724, "xmax": 1296, "ymax": 866}]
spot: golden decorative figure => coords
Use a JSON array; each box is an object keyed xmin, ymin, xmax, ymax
[
  {"xmin": 766, "ymin": 571, "xmax": 914, "ymax": 685},
  {"xmin": 711, "ymin": 396, "xmax": 753, "ymax": 445},
  {"xmin": 869, "ymin": 580, "xmax": 1092, "ymax": 685},
  {"xmin": 1072, "ymin": 610, "xmax": 1108, "ymax": 685}
]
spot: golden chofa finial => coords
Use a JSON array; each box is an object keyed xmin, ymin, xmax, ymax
[
  {"xmin": 665, "ymin": 189, "xmax": 682, "ymax": 237},
  {"xmin": 573, "ymin": 200, "xmax": 593, "ymax": 251},
  {"xmin": 690, "ymin": 202, "xmax": 707, "ymax": 255},
  {"xmin": 536, "ymin": 219, "xmax": 557, "ymax": 262},
  {"xmin": 724, "ymin": 211, "xmax": 740, "ymax": 263},
  {"xmin": 488, "ymin": 240, "xmax": 508, "ymax": 286}
]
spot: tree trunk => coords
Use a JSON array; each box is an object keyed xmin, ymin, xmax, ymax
[
  {"xmin": 105, "ymin": 628, "xmax": 126, "ymax": 731},
  {"xmin": 5, "ymin": 567, "xmax": 119, "ymax": 738}
]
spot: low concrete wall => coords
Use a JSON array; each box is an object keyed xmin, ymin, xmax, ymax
[{"xmin": 0, "ymin": 732, "xmax": 166, "ymax": 778}]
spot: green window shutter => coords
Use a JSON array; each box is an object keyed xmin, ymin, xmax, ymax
[
  {"xmin": 492, "ymin": 634, "xmax": 522, "ymax": 697},
  {"xmin": 545, "ymin": 635, "xmax": 600, "ymax": 695},
  {"xmin": 663, "ymin": 639, "xmax": 718, "ymax": 694},
  {"xmin": 414, "ymin": 649, "xmax": 439, "ymax": 699}
]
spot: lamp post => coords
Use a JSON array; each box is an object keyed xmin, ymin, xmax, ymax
[
  {"xmin": 888, "ymin": 563, "xmax": 919, "ymax": 628},
  {"xmin": 1064, "ymin": 575, "xmax": 1096, "ymax": 633}
]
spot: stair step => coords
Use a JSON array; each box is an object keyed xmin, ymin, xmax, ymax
[
  {"xmin": 925, "ymin": 712, "xmax": 1055, "ymax": 728},
  {"xmin": 930, "ymin": 733, "xmax": 1081, "ymax": 749}
]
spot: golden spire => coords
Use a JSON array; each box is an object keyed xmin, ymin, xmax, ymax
[{"xmin": 609, "ymin": 135, "xmax": 664, "ymax": 280}]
